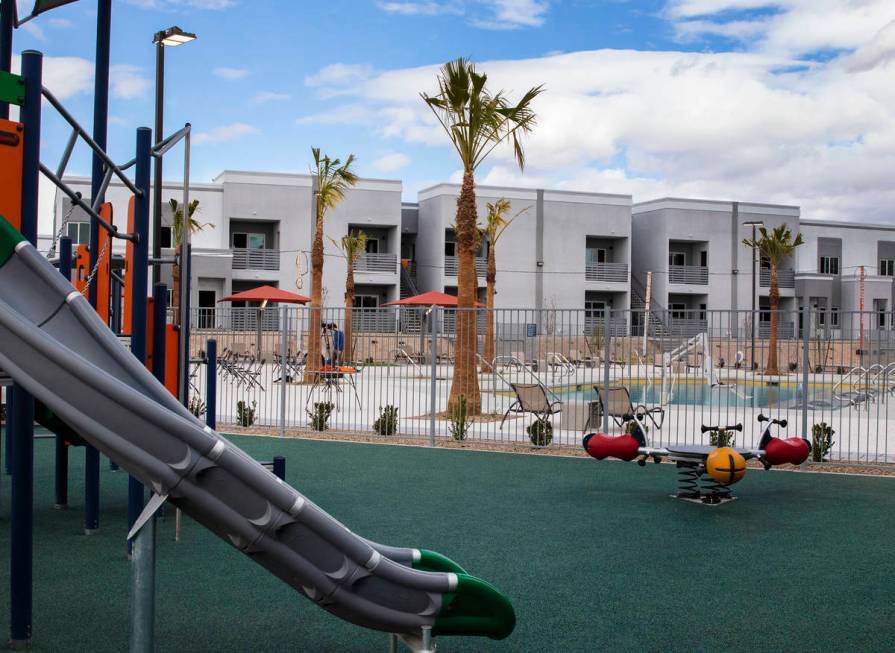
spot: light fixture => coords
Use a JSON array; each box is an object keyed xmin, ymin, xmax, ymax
[
  {"xmin": 742, "ymin": 220, "xmax": 764, "ymax": 228},
  {"xmin": 153, "ymin": 26, "xmax": 197, "ymax": 47}
]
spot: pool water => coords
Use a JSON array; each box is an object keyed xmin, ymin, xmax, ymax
[{"xmin": 559, "ymin": 382, "xmax": 830, "ymax": 408}]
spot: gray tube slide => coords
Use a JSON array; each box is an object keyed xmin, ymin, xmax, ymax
[{"xmin": 0, "ymin": 217, "xmax": 515, "ymax": 648}]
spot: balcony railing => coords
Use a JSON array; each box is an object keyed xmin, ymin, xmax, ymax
[
  {"xmin": 232, "ymin": 248, "xmax": 280, "ymax": 271},
  {"xmin": 667, "ymin": 318, "xmax": 709, "ymax": 337},
  {"xmin": 585, "ymin": 262, "xmax": 628, "ymax": 283},
  {"xmin": 668, "ymin": 265, "xmax": 708, "ymax": 285},
  {"xmin": 444, "ymin": 255, "xmax": 487, "ymax": 277},
  {"xmin": 760, "ymin": 269, "xmax": 795, "ymax": 288},
  {"xmin": 353, "ymin": 253, "xmax": 397, "ymax": 274},
  {"xmin": 583, "ymin": 315, "xmax": 628, "ymax": 337},
  {"xmin": 351, "ymin": 309, "xmax": 397, "ymax": 333},
  {"xmin": 759, "ymin": 321, "xmax": 795, "ymax": 339}
]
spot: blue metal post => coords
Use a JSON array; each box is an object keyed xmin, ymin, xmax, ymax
[
  {"xmin": 152, "ymin": 283, "xmax": 167, "ymax": 383},
  {"xmin": 10, "ymin": 49, "xmax": 42, "ymax": 650},
  {"xmin": 206, "ymin": 339, "xmax": 216, "ymax": 430},
  {"xmin": 84, "ymin": 0, "xmax": 113, "ymax": 535},
  {"xmin": 272, "ymin": 456, "xmax": 285, "ymax": 481},
  {"xmin": 55, "ymin": 237, "xmax": 73, "ymax": 509},
  {"xmin": 0, "ymin": 0, "xmax": 13, "ymax": 120},
  {"xmin": 127, "ymin": 127, "xmax": 152, "ymax": 548}
]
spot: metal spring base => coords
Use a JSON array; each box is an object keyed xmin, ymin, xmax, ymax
[{"xmin": 673, "ymin": 462, "xmax": 736, "ymax": 506}]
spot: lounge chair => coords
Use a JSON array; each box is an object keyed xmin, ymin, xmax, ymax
[
  {"xmin": 499, "ymin": 382, "xmax": 562, "ymax": 430},
  {"xmin": 569, "ymin": 348, "xmax": 597, "ymax": 368},
  {"xmin": 587, "ymin": 386, "xmax": 664, "ymax": 432}
]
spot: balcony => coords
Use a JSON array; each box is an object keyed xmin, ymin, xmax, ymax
[
  {"xmin": 759, "ymin": 321, "xmax": 795, "ymax": 339},
  {"xmin": 668, "ymin": 265, "xmax": 708, "ymax": 285},
  {"xmin": 667, "ymin": 318, "xmax": 709, "ymax": 337},
  {"xmin": 585, "ymin": 262, "xmax": 628, "ymax": 283},
  {"xmin": 444, "ymin": 256, "xmax": 487, "ymax": 277},
  {"xmin": 760, "ymin": 269, "xmax": 795, "ymax": 288},
  {"xmin": 353, "ymin": 253, "xmax": 397, "ymax": 274},
  {"xmin": 232, "ymin": 248, "xmax": 280, "ymax": 271}
]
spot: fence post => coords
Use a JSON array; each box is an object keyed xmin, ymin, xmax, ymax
[
  {"xmin": 279, "ymin": 306, "xmax": 288, "ymax": 438},
  {"xmin": 429, "ymin": 306, "xmax": 438, "ymax": 447},
  {"xmin": 801, "ymin": 305, "xmax": 810, "ymax": 443},
  {"xmin": 206, "ymin": 339, "xmax": 217, "ymax": 431},
  {"xmin": 602, "ymin": 309, "xmax": 612, "ymax": 433}
]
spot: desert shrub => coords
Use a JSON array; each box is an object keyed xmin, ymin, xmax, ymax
[
  {"xmin": 448, "ymin": 395, "xmax": 470, "ymax": 441},
  {"xmin": 373, "ymin": 405, "xmax": 399, "ymax": 436},
  {"xmin": 527, "ymin": 417, "xmax": 553, "ymax": 446},
  {"xmin": 236, "ymin": 400, "xmax": 256, "ymax": 427},
  {"xmin": 189, "ymin": 396, "xmax": 206, "ymax": 419},
  {"xmin": 709, "ymin": 428, "xmax": 735, "ymax": 447},
  {"xmin": 788, "ymin": 362, "xmax": 798, "ymax": 372},
  {"xmin": 308, "ymin": 402, "xmax": 334, "ymax": 431},
  {"xmin": 835, "ymin": 365, "xmax": 847, "ymax": 375},
  {"xmin": 811, "ymin": 422, "xmax": 835, "ymax": 462}
]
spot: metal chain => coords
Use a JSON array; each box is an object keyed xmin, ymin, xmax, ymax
[
  {"xmin": 46, "ymin": 201, "xmax": 78, "ymax": 258},
  {"xmin": 80, "ymin": 235, "xmax": 110, "ymax": 297}
]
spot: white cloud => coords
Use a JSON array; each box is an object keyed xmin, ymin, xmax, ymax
[
  {"xmin": 302, "ymin": 36, "xmax": 895, "ymax": 220},
  {"xmin": 213, "ymin": 67, "xmax": 249, "ymax": 81},
  {"xmin": 377, "ymin": 1, "xmax": 463, "ymax": 16},
  {"xmin": 193, "ymin": 122, "xmax": 260, "ymax": 145},
  {"xmin": 48, "ymin": 18, "xmax": 75, "ymax": 29},
  {"xmin": 111, "ymin": 65, "xmax": 150, "ymax": 100},
  {"xmin": 666, "ymin": 1, "xmax": 895, "ymax": 58},
  {"xmin": 251, "ymin": 91, "xmax": 292, "ymax": 105},
  {"xmin": 20, "ymin": 22, "xmax": 46, "ymax": 41},
  {"xmin": 371, "ymin": 152, "xmax": 411, "ymax": 173},
  {"xmin": 305, "ymin": 64, "xmax": 375, "ymax": 97},
  {"xmin": 377, "ymin": 0, "xmax": 549, "ymax": 29},
  {"xmin": 11, "ymin": 55, "xmax": 93, "ymax": 100}
]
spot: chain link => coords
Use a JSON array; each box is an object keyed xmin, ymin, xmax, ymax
[
  {"xmin": 46, "ymin": 201, "xmax": 78, "ymax": 258},
  {"xmin": 80, "ymin": 235, "xmax": 111, "ymax": 297}
]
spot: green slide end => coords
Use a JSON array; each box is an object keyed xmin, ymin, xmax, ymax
[
  {"xmin": 34, "ymin": 402, "xmax": 86, "ymax": 446},
  {"xmin": 0, "ymin": 214, "xmax": 26, "ymax": 267},
  {"xmin": 434, "ymin": 573, "xmax": 516, "ymax": 640},
  {"xmin": 413, "ymin": 549, "xmax": 467, "ymax": 575}
]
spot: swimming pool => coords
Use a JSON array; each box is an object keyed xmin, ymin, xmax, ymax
[{"xmin": 556, "ymin": 381, "xmax": 830, "ymax": 408}]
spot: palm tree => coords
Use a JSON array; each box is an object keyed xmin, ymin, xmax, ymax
[
  {"xmin": 333, "ymin": 229, "xmax": 367, "ymax": 363},
  {"xmin": 742, "ymin": 224, "xmax": 803, "ymax": 375},
  {"xmin": 168, "ymin": 198, "xmax": 209, "ymax": 320},
  {"xmin": 480, "ymin": 198, "xmax": 526, "ymax": 371},
  {"xmin": 422, "ymin": 58, "xmax": 543, "ymax": 414},
  {"xmin": 305, "ymin": 147, "xmax": 358, "ymax": 381}
]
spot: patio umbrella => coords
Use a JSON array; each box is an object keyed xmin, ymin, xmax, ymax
[
  {"xmin": 220, "ymin": 285, "xmax": 310, "ymax": 308},
  {"xmin": 383, "ymin": 290, "xmax": 484, "ymax": 308},
  {"xmin": 384, "ymin": 291, "xmax": 484, "ymax": 363}
]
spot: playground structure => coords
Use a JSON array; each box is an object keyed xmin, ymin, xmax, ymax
[
  {"xmin": 583, "ymin": 413, "xmax": 811, "ymax": 505},
  {"xmin": 0, "ymin": 18, "xmax": 515, "ymax": 653}
]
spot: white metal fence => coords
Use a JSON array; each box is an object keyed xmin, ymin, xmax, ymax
[{"xmin": 187, "ymin": 307, "xmax": 895, "ymax": 464}]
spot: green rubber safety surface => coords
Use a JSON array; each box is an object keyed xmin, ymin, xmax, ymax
[
  {"xmin": 1, "ymin": 434, "xmax": 894, "ymax": 651},
  {"xmin": 0, "ymin": 71, "xmax": 25, "ymax": 107}
]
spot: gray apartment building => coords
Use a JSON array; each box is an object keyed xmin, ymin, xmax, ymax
[{"xmin": 45, "ymin": 170, "xmax": 895, "ymax": 338}]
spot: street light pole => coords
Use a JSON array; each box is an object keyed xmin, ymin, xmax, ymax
[{"xmin": 151, "ymin": 26, "xmax": 196, "ymax": 285}]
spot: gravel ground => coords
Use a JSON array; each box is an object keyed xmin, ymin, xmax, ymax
[{"xmin": 220, "ymin": 424, "xmax": 895, "ymax": 476}]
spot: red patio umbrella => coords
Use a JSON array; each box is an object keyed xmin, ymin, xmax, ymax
[
  {"xmin": 220, "ymin": 285, "xmax": 310, "ymax": 308},
  {"xmin": 383, "ymin": 290, "xmax": 484, "ymax": 308}
]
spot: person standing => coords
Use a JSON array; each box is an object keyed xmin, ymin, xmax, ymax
[{"xmin": 332, "ymin": 323, "xmax": 345, "ymax": 365}]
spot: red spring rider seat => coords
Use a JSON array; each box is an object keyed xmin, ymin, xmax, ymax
[{"xmin": 582, "ymin": 432, "xmax": 642, "ymax": 462}]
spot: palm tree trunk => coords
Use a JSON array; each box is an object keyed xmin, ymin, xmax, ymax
[
  {"xmin": 482, "ymin": 248, "xmax": 496, "ymax": 372},
  {"xmin": 448, "ymin": 170, "xmax": 481, "ymax": 414},
  {"xmin": 344, "ymin": 267, "xmax": 354, "ymax": 362},
  {"xmin": 767, "ymin": 263, "xmax": 780, "ymax": 375},
  {"xmin": 304, "ymin": 203, "xmax": 324, "ymax": 382}
]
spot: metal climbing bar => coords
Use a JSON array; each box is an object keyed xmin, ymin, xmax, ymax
[
  {"xmin": 55, "ymin": 128, "xmax": 78, "ymax": 178},
  {"xmin": 40, "ymin": 86, "xmax": 141, "ymax": 197},
  {"xmin": 118, "ymin": 123, "xmax": 191, "ymax": 170},
  {"xmin": 38, "ymin": 163, "xmax": 137, "ymax": 242}
]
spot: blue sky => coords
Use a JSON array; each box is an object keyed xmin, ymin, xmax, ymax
[{"xmin": 8, "ymin": 0, "xmax": 895, "ymax": 221}]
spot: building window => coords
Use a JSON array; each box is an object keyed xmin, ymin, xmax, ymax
[
  {"xmin": 160, "ymin": 226, "xmax": 173, "ymax": 248},
  {"xmin": 231, "ymin": 232, "xmax": 266, "ymax": 249},
  {"xmin": 444, "ymin": 241, "xmax": 456, "ymax": 257},
  {"xmin": 819, "ymin": 256, "xmax": 839, "ymax": 275},
  {"xmin": 670, "ymin": 303, "xmax": 687, "ymax": 320},
  {"xmin": 813, "ymin": 304, "xmax": 825, "ymax": 327},
  {"xmin": 66, "ymin": 221, "xmax": 90, "ymax": 245},
  {"xmin": 880, "ymin": 259, "xmax": 894, "ymax": 277},
  {"xmin": 585, "ymin": 299, "xmax": 606, "ymax": 319},
  {"xmin": 586, "ymin": 248, "xmax": 607, "ymax": 264},
  {"xmin": 831, "ymin": 307, "xmax": 839, "ymax": 328},
  {"xmin": 876, "ymin": 299, "xmax": 888, "ymax": 329},
  {"xmin": 669, "ymin": 251, "xmax": 685, "ymax": 266},
  {"xmin": 353, "ymin": 295, "xmax": 379, "ymax": 309},
  {"xmin": 366, "ymin": 239, "xmax": 379, "ymax": 254},
  {"xmin": 699, "ymin": 303, "xmax": 707, "ymax": 321},
  {"xmin": 699, "ymin": 251, "xmax": 708, "ymax": 267}
]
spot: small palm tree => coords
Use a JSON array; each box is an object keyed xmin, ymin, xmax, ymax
[
  {"xmin": 480, "ymin": 198, "xmax": 526, "ymax": 371},
  {"xmin": 332, "ymin": 230, "xmax": 367, "ymax": 363},
  {"xmin": 168, "ymin": 198, "xmax": 210, "ymax": 318},
  {"xmin": 743, "ymin": 224, "xmax": 803, "ymax": 375},
  {"xmin": 422, "ymin": 58, "xmax": 543, "ymax": 414},
  {"xmin": 306, "ymin": 147, "xmax": 358, "ymax": 381}
]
